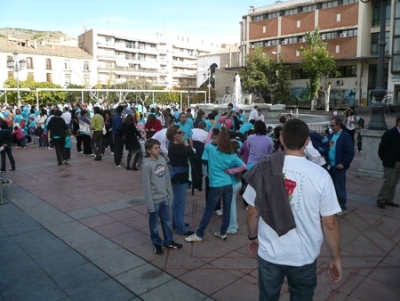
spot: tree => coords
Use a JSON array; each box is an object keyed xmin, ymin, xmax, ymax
[
  {"xmin": 271, "ymin": 54, "xmax": 291, "ymax": 104},
  {"xmin": 240, "ymin": 47, "xmax": 274, "ymax": 102},
  {"xmin": 2, "ymin": 77, "xmax": 66, "ymax": 105},
  {"xmin": 298, "ymin": 27, "xmax": 337, "ymax": 111}
]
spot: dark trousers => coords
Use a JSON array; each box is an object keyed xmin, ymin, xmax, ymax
[
  {"xmin": 52, "ymin": 138, "xmax": 67, "ymax": 165},
  {"xmin": 76, "ymin": 135, "xmax": 83, "ymax": 152},
  {"xmin": 114, "ymin": 134, "xmax": 124, "ymax": 166},
  {"xmin": 102, "ymin": 133, "xmax": 114, "ymax": 154},
  {"xmin": 329, "ymin": 167, "xmax": 347, "ymax": 211},
  {"xmin": 65, "ymin": 148, "xmax": 71, "ymax": 160},
  {"xmin": 81, "ymin": 134, "xmax": 92, "ymax": 155},
  {"xmin": 90, "ymin": 131, "xmax": 103, "ymax": 159},
  {"xmin": 37, "ymin": 127, "xmax": 44, "ymax": 146},
  {"xmin": 1, "ymin": 148, "xmax": 15, "ymax": 171}
]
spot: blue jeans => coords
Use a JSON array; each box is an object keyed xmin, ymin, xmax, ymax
[
  {"xmin": 228, "ymin": 181, "xmax": 242, "ymax": 233},
  {"xmin": 148, "ymin": 200, "xmax": 173, "ymax": 246},
  {"xmin": 196, "ymin": 185, "xmax": 232, "ymax": 238},
  {"xmin": 329, "ymin": 167, "xmax": 347, "ymax": 211},
  {"xmin": 172, "ymin": 182, "xmax": 190, "ymax": 234},
  {"xmin": 258, "ymin": 256, "xmax": 317, "ymax": 301}
]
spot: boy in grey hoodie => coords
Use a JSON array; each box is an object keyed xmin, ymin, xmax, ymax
[{"xmin": 141, "ymin": 138, "xmax": 183, "ymax": 255}]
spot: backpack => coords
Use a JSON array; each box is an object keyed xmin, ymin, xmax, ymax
[
  {"xmin": 20, "ymin": 119, "xmax": 26, "ymax": 129},
  {"xmin": 309, "ymin": 131, "xmax": 329, "ymax": 157}
]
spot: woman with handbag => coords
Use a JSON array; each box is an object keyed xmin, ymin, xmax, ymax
[
  {"xmin": 121, "ymin": 115, "xmax": 142, "ymax": 170},
  {"xmin": 79, "ymin": 110, "xmax": 93, "ymax": 155}
]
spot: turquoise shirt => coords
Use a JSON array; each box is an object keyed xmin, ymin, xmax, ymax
[
  {"xmin": 176, "ymin": 122, "xmax": 193, "ymax": 142},
  {"xmin": 206, "ymin": 120, "xmax": 221, "ymax": 132},
  {"xmin": 202, "ymin": 143, "xmax": 244, "ymax": 187},
  {"xmin": 239, "ymin": 122, "xmax": 254, "ymax": 135},
  {"xmin": 329, "ymin": 131, "xmax": 341, "ymax": 167}
]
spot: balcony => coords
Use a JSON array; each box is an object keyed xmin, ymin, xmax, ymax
[{"xmin": 97, "ymin": 41, "xmax": 115, "ymax": 48}]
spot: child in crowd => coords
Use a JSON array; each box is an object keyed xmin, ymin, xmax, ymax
[
  {"xmin": 12, "ymin": 126, "xmax": 27, "ymax": 149},
  {"xmin": 28, "ymin": 117, "xmax": 37, "ymax": 145},
  {"xmin": 42, "ymin": 124, "xmax": 49, "ymax": 148},
  {"xmin": 65, "ymin": 130, "xmax": 72, "ymax": 160},
  {"xmin": 141, "ymin": 138, "xmax": 182, "ymax": 255}
]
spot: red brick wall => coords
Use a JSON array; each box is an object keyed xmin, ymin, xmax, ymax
[
  {"xmin": 318, "ymin": 3, "xmax": 359, "ymax": 30},
  {"xmin": 249, "ymin": 19, "xmax": 278, "ymax": 40},
  {"xmin": 326, "ymin": 37, "xmax": 357, "ymax": 59},
  {"xmin": 281, "ymin": 12, "xmax": 316, "ymax": 36}
]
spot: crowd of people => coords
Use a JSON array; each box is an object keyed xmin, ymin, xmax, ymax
[{"xmin": 2, "ymin": 100, "xmax": 398, "ymax": 299}]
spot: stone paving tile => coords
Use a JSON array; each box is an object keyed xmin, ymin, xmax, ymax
[
  {"xmin": 74, "ymin": 239, "xmax": 124, "ymax": 262},
  {"xmin": 79, "ymin": 214, "xmax": 117, "ymax": 228},
  {"xmin": 1, "ymin": 275, "xmax": 66, "ymax": 301},
  {"xmin": 68, "ymin": 278, "xmax": 136, "ymax": 301},
  {"xmin": 47, "ymin": 220, "xmax": 88, "ymax": 237},
  {"xmin": 350, "ymin": 276, "xmax": 400, "ymax": 300},
  {"xmin": 179, "ymin": 266, "xmax": 238, "ymax": 295},
  {"xmin": 140, "ymin": 279, "xmax": 207, "ymax": 301},
  {"xmin": 52, "ymin": 262, "xmax": 110, "ymax": 294},
  {"xmin": 210, "ymin": 278, "xmax": 259, "ymax": 301},
  {"xmin": 367, "ymin": 262, "xmax": 400, "ymax": 289},
  {"xmin": 115, "ymin": 263, "xmax": 174, "ymax": 295},
  {"xmin": 110, "ymin": 229, "xmax": 149, "ymax": 249},
  {"xmin": 106, "ymin": 208, "xmax": 140, "ymax": 221},
  {"xmin": 66, "ymin": 207, "xmax": 102, "ymax": 220},
  {"xmin": 93, "ymin": 221, "xmax": 134, "ymax": 238},
  {"xmin": 60, "ymin": 227, "xmax": 104, "ymax": 248}
]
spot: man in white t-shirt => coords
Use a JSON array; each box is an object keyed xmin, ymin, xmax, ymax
[
  {"xmin": 61, "ymin": 107, "xmax": 71, "ymax": 128},
  {"xmin": 245, "ymin": 119, "xmax": 341, "ymax": 300},
  {"xmin": 152, "ymin": 128, "xmax": 169, "ymax": 157},
  {"xmin": 248, "ymin": 105, "xmax": 258, "ymax": 122}
]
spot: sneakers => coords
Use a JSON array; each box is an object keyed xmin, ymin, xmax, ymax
[
  {"xmin": 9, "ymin": 168, "xmax": 15, "ymax": 171},
  {"xmin": 153, "ymin": 245, "xmax": 163, "ymax": 255},
  {"xmin": 185, "ymin": 233, "xmax": 203, "ymax": 242},
  {"xmin": 110, "ymin": 152, "xmax": 114, "ymax": 155},
  {"xmin": 214, "ymin": 232, "xmax": 227, "ymax": 240},
  {"xmin": 226, "ymin": 230, "xmax": 237, "ymax": 235},
  {"xmin": 115, "ymin": 165, "xmax": 122, "ymax": 168},
  {"xmin": 163, "ymin": 241, "xmax": 183, "ymax": 249},
  {"xmin": 215, "ymin": 210, "xmax": 223, "ymax": 216}
]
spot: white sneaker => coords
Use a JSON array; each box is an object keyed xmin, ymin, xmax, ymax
[
  {"xmin": 185, "ymin": 233, "xmax": 202, "ymax": 242},
  {"xmin": 226, "ymin": 230, "xmax": 237, "ymax": 235},
  {"xmin": 110, "ymin": 152, "xmax": 114, "ymax": 155},
  {"xmin": 214, "ymin": 232, "xmax": 227, "ymax": 240},
  {"xmin": 115, "ymin": 165, "xmax": 122, "ymax": 169},
  {"xmin": 215, "ymin": 210, "xmax": 223, "ymax": 216}
]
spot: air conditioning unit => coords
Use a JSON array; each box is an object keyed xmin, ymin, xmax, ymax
[
  {"xmin": 250, "ymin": 45, "xmax": 255, "ymax": 49},
  {"xmin": 321, "ymin": 36, "xmax": 326, "ymax": 40},
  {"xmin": 340, "ymin": 33, "xmax": 347, "ymax": 38},
  {"xmin": 336, "ymin": 80, "xmax": 344, "ymax": 86},
  {"xmin": 282, "ymin": 40, "xmax": 288, "ymax": 45},
  {"xmin": 300, "ymin": 38, "xmax": 306, "ymax": 43},
  {"xmin": 266, "ymin": 42, "xmax": 271, "ymax": 46}
]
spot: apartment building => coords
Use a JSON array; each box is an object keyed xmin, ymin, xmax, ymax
[
  {"xmin": 0, "ymin": 37, "xmax": 93, "ymax": 89},
  {"xmin": 78, "ymin": 29, "xmax": 217, "ymax": 90},
  {"xmin": 240, "ymin": 0, "xmax": 398, "ymax": 107}
]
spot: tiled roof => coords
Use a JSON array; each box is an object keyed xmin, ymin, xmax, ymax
[{"xmin": 0, "ymin": 39, "xmax": 92, "ymax": 59}]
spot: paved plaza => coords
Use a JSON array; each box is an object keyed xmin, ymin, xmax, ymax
[{"xmin": 0, "ymin": 113, "xmax": 400, "ymax": 301}]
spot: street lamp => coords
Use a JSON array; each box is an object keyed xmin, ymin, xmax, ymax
[
  {"xmin": 207, "ymin": 68, "xmax": 212, "ymax": 103},
  {"xmin": 361, "ymin": 0, "xmax": 388, "ymax": 130},
  {"xmin": 7, "ymin": 52, "xmax": 26, "ymax": 109}
]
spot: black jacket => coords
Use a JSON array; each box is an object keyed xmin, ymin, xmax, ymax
[
  {"xmin": 378, "ymin": 126, "xmax": 400, "ymax": 168},
  {"xmin": 121, "ymin": 123, "xmax": 141, "ymax": 152},
  {"xmin": 48, "ymin": 117, "xmax": 68, "ymax": 138},
  {"xmin": 0, "ymin": 129, "xmax": 13, "ymax": 147}
]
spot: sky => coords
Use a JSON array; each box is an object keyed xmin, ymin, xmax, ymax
[{"xmin": 0, "ymin": 0, "xmax": 281, "ymax": 44}]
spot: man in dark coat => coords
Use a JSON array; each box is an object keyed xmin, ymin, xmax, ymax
[{"xmin": 377, "ymin": 116, "xmax": 400, "ymax": 209}]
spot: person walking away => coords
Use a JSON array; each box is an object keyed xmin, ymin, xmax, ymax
[
  {"xmin": 0, "ymin": 121, "xmax": 16, "ymax": 172},
  {"xmin": 376, "ymin": 116, "xmax": 400, "ymax": 209},
  {"xmin": 121, "ymin": 115, "xmax": 142, "ymax": 170},
  {"xmin": 245, "ymin": 119, "xmax": 342, "ymax": 300},
  {"xmin": 112, "ymin": 105, "xmax": 125, "ymax": 168},
  {"xmin": 65, "ymin": 130, "xmax": 72, "ymax": 160},
  {"xmin": 47, "ymin": 110, "xmax": 69, "ymax": 166},
  {"xmin": 90, "ymin": 106, "xmax": 104, "ymax": 161},
  {"xmin": 141, "ymin": 138, "xmax": 183, "ymax": 255}
]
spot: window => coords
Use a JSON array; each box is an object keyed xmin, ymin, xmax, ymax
[
  {"xmin": 263, "ymin": 26, "xmax": 266, "ymax": 33},
  {"xmin": 284, "ymin": 8, "xmax": 298, "ymax": 16},
  {"xmin": 336, "ymin": 66, "xmax": 357, "ymax": 77},
  {"xmin": 371, "ymin": 32, "xmax": 390, "ymax": 55},
  {"xmin": 392, "ymin": 0, "xmax": 400, "ymax": 73},
  {"xmin": 46, "ymin": 73, "xmax": 52, "ymax": 83},
  {"xmin": 64, "ymin": 60, "xmax": 71, "ymax": 70},
  {"xmin": 6, "ymin": 55, "xmax": 12, "ymax": 65},
  {"xmin": 65, "ymin": 74, "xmax": 71, "ymax": 87},
  {"xmin": 342, "ymin": 0, "xmax": 358, "ymax": 5},
  {"xmin": 372, "ymin": 2, "xmax": 391, "ymax": 26},
  {"xmin": 83, "ymin": 61, "xmax": 89, "ymax": 71},
  {"xmin": 84, "ymin": 75, "xmax": 90, "ymax": 87},
  {"xmin": 302, "ymin": 4, "xmax": 317, "ymax": 12},
  {"xmin": 321, "ymin": 1, "xmax": 339, "ymax": 9},
  {"xmin": 26, "ymin": 57, "xmax": 33, "ymax": 69},
  {"xmin": 105, "ymin": 36, "xmax": 111, "ymax": 42},
  {"xmin": 46, "ymin": 58, "xmax": 52, "ymax": 70},
  {"xmin": 291, "ymin": 69, "xmax": 308, "ymax": 80},
  {"xmin": 8, "ymin": 71, "xmax": 14, "ymax": 79}
]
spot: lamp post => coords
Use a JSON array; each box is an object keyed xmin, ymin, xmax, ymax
[
  {"xmin": 207, "ymin": 68, "xmax": 212, "ymax": 103},
  {"xmin": 7, "ymin": 52, "xmax": 26, "ymax": 109},
  {"xmin": 361, "ymin": 0, "xmax": 388, "ymax": 130}
]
